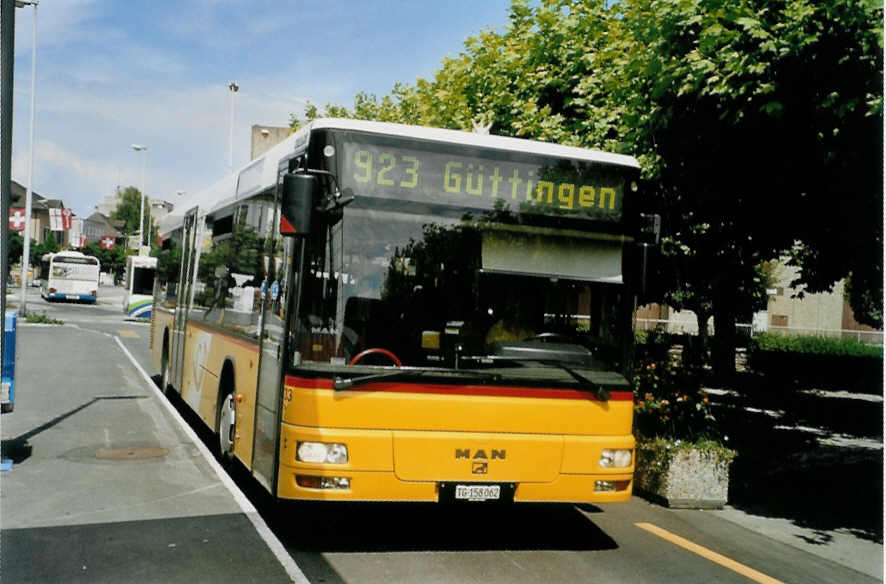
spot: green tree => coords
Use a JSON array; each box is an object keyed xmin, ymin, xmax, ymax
[
  {"xmin": 606, "ymin": 0, "xmax": 882, "ymax": 373},
  {"xmin": 112, "ymin": 186, "xmax": 153, "ymax": 242},
  {"xmin": 32, "ymin": 235, "xmax": 59, "ymax": 258},
  {"xmin": 82, "ymin": 241, "xmax": 126, "ymax": 283},
  {"xmin": 296, "ymin": 0, "xmax": 882, "ymax": 374},
  {"xmin": 7, "ymin": 233, "xmax": 23, "ymax": 268}
]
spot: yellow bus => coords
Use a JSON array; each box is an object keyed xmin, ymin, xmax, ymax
[{"xmin": 151, "ymin": 119, "xmax": 656, "ymax": 504}]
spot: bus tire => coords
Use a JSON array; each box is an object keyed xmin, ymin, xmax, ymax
[{"xmin": 216, "ymin": 364, "xmax": 236, "ymax": 463}]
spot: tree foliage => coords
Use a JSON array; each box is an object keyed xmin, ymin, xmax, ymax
[
  {"xmin": 82, "ymin": 242, "xmax": 126, "ymax": 282},
  {"xmin": 112, "ymin": 186, "xmax": 153, "ymax": 239},
  {"xmin": 7, "ymin": 233, "xmax": 24, "ymax": 269},
  {"xmin": 293, "ymin": 0, "xmax": 883, "ymax": 369}
]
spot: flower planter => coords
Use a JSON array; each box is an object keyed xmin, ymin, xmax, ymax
[{"xmin": 634, "ymin": 440, "xmax": 734, "ymax": 509}]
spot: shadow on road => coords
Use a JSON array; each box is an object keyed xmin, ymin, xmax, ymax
[
  {"xmin": 267, "ymin": 501, "xmax": 616, "ymax": 554},
  {"xmin": 708, "ymin": 372, "xmax": 883, "ymax": 543},
  {"xmin": 260, "ymin": 500, "xmax": 618, "ymax": 584},
  {"xmin": 1, "ymin": 395, "xmax": 150, "ymax": 465}
]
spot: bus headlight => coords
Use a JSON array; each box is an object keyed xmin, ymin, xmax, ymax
[
  {"xmin": 599, "ymin": 449, "xmax": 632, "ymax": 468},
  {"xmin": 297, "ymin": 441, "xmax": 349, "ymax": 464}
]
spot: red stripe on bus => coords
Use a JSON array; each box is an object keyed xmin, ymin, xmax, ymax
[{"xmin": 284, "ymin": 375, "xmax": 633, "ymax": 401}]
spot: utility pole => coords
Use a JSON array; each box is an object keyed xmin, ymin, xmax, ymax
[
  {"xmin": 18, "ymin": 0, "xmax": 37, "ymax": 314},
  {"xmin": 1, "ymin": 0, "xmax": 16, "ymax": 328},
  {"xmin": 1, "ymin": 0, "xmax": 15, "ymax": 381},
  {"xmin": 132, "ymin": 144, "xmax": 147, "ymax": 248},
  {"xmin": 228, "ymin": 81, "xmax": 238, "ymax": 173}
]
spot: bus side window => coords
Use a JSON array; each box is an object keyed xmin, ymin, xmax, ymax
[{"xmin": 156, "ymin": 232, "xmax": 182, "ymax": 308}]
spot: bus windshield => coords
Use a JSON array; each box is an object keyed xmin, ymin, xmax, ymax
[
  {"xmin": 293, "ymin": 205, "xmax": 633, "ymax": 384},
  {"xmin": 51, "ymin": 256, "xmax": 98, "ymax": 277},
  {"xmin": 131, "ymin": 267, "xmax": 155, "ymax": 295}
]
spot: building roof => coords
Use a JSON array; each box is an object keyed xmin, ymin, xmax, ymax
[
  {"xmin": 85, "ymin": 212, "xmax": 123, "ymax": 237},
  {"xmin": 10, "ymin": 180, "xmax": 67, "ymax": 212}
]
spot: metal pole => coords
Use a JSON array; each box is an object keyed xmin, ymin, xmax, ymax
[
  {"xmin": 228, "ymin": 81, "xmax": 238, "ymax": 173},
  {"xmin": 131, "ymin": 144, "xmax": 146, "ymax": 248},
  {"xmin": 139, "ymin": 151, "xmax": 145, "ymax": 247},
  {"xmin": 1, "ymin": 0, "xmax": 16, "ymax": 366},
  {"xmin": 19, "ymin": 0, "xmax": 36, "ymax": 314}
]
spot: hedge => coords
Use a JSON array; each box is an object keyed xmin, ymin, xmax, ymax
[
  {"xmin": 751, "ymin": 333, "xmax": 883, "ymax": 358},
  {"xmin": 748, "ymin": 334, "xmax": 883, "ymax": 393}
]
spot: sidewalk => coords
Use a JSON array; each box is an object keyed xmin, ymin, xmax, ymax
[
  {"xmin": 0, "ymin": 324, "xmax": 302, "ymax": 583},
  {"xmin": 704, "ymin": 376, "xmax": 884, "ymax": 579}
]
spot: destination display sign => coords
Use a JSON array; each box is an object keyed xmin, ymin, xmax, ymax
[{"xmin": 339, "ymin": 137, "xmax": 626, "ymax": 222}]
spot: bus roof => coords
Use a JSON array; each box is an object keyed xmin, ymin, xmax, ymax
[
  {"xmin": 160, "ymin": 119, "xmax": 641, "ymax": 236},
  {"xmin": 42, "ymin": 250, "xmax": 98, "ymax": 261}
]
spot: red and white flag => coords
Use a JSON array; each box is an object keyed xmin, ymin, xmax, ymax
[
  {"xmin": 9, "ymin": 208, "xmax": 27, "ymax": 232},
  {"xmin": 49, "ymin": 208, "xmax": 73, "ymax": 231},
  {"xmin": 100, "ymin": 236, "xmax": 115, "ymax": 250}
]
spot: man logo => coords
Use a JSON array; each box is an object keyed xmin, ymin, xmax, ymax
[
  {"xmin": 473, "ymin": 462, "xmax": 488, "ymax": 474},
  {"xmin": 455, "ymin": 449, "xmax": 506, "ymax": 460}
]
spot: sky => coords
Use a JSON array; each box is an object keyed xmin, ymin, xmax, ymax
[{"xmin": 8, "ymin": 0, "xmax": 514, "ymax": 219}]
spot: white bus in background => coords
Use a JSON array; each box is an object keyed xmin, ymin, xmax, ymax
[
  {"xmin": 123, "ymin": 255, "xmax": 158, "ymax": 319},
  {"xmin": 40, "ymin": 251, "xmax": 101, "ymax": 304}
]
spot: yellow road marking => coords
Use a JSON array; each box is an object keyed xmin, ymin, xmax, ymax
[
  {"xmin": 118, "ymin": 330, "xmax": 139, "ymax": 339},
  {"xmin": 636, "ymin": 522, "xmax": 785, "ymax": 584}
]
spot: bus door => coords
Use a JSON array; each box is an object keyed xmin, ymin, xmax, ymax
[
  {"xmin": 252, "ymin": 195, "xmax": 298, "ymax": 493},
  {"xmin": 170, "ymin": 207, "xmax": 200, "ymax": 392}
]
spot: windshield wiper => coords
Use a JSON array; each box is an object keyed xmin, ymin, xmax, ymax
[
  {"xmin": 333, "ymin": 367, "xmax": 502, "ymax": 391},
  {"xmin": 460, "ymin": 355, "xmax": 611, "ymax": 401}
]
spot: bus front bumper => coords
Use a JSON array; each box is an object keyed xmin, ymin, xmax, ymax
[
  {"xmin": 276, "ymin": 424, "xmax": 634, "ymax": 504},
  {"xmin": 277, "ymin": 469, "xmax": 633, "ymax": 503}
]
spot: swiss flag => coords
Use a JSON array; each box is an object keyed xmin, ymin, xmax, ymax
[
  {"xmin": 100, "ymin": 236, "xmax": 115, "ymax": 250},
  {"xmin": 9, "ymin": 208, "xmax": 27, "ymax": 232}
]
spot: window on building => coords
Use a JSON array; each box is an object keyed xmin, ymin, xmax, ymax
[{"xmin": 771, "ymin": 314, "xmax": 789, "ymax": 327}]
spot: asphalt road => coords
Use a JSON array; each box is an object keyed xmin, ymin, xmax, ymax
[{"xmin": 2, "ymin": 285, "xmax": 882, "ymax": 583}]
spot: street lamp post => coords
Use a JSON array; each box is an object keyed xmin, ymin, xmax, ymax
[
  {"xmin": 228, "ymin": 81, "xmax": 238, "ymax": 173},
  {"xmin": 131, "ymin": 144, "xmax": 147, "ymax": 248},
  {"xmin": 16, "ymin": 0, "xmax": 37, "ymax": 314}
]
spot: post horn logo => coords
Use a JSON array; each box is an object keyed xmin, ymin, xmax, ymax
[{"xmin": 455, "ymin": 448, "xmax": 505, "ymax": 475}]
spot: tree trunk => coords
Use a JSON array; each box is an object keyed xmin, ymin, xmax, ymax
[
  {"xmin": 685, "ymin": 308, "xmax": 711, "ymax": 368},
  {"xmin": 712, "ymin": 284, "xmax": 737, "ymax": 377}
]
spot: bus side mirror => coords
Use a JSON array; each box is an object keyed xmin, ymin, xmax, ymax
[{"xmin": 280, "ymin": 173, "xmax": 318, "ymax": 236}]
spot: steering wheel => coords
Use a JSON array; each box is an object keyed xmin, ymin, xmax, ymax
[{"xmin": 349, "ymin": 348, "xmax": 402, "ymax": 367}]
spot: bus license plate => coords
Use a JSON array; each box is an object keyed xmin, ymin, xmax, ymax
[
  {"xmin": 455, "ymin": 485, "xmax": 501, "ymax": 501},
  {"xmin": 66, "ymin": 295, "xmax": 79, "ymax": 300}
]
